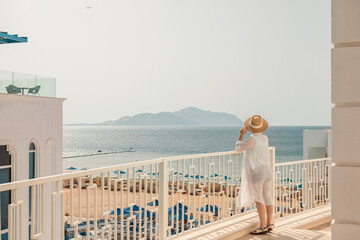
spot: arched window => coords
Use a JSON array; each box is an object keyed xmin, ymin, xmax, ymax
[
  {"xmin": 29, "ymin": 143, "xmax": 36, "ymax": 222},
  {"xmin": 29, "ymin": 143, "xmax": 36, "ymax": 180}
]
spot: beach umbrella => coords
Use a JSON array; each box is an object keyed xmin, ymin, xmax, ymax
[
  {"xmin": 114, "ymin": 170, "xmax": 126, "ymax": 175},
  {"xmin": 224, "ymin": 176, "xmax": 232, "ymax": 180},
  {"xmin": 147, "ymin": 199, "xmax": 159, "ymax": 206},
  {"xmin": 173, "ymin": 172, "xmax": 183, "ymax": 175},
  {"xmin": 123, "ymin": 205, "xmax": 144, "ymax": 213},
  {"xmin": 110, "ymin": 208, "xmax": 132, "ymax": 216},
  {"xmin": 168, "ymin": 203, "xmax": 189, "ymax": 214},
  {"xmin": 195, "ymin": 175, "xmax": 204, "ymax": 179},
  {"xmin": 66, "ymin": 167, "xmax": 77, "ymax": 170},
  {"xmin": 135, "ymin": 169, "xmax": 143, "ymax": 173},
  {"xmin": 210, "ymin": 174, "xmax": 219, "ymax": 177},
  {"xmin": 134, "ymin": 210, "xmax": 157, "ymax": 219},
  {"xmin": 199, "ymin": 205, "xmax": 220, "ymax": 216},
  {"xmin": 110, "ymin": 208, "xmax": 122, "ymax": 215},
  {"xmin": 282, "ymin": 178, "xmax": 293, "ymax": 182},
  {"xmin": 147, "ymin": 172, "xmax": 159, "ymax": 175},
  {"xmin": 80, "ymin": 168, "xmax": 88, "ymax": 171}
]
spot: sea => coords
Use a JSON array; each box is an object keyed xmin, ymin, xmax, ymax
[{"xmin": 63, "ymin": 126, "xmax": 330, "ymax": 170}]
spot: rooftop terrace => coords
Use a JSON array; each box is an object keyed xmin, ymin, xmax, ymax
[{"xmin": 0, "ymin": 70, "xmax": 56, "ymax": 98}]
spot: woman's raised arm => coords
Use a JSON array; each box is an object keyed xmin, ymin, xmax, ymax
[{"xmin": 235, "ymin": 135, "xmax": 255, "ymax": 152}]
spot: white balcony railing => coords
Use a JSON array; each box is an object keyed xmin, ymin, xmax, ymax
[
  {"xmin": 0, "ymin": 148, "xmax": 330, "ymax": 240},
  {"xmin": 274, "ymin": 158, "xmax": 331, "ymax": 219}
]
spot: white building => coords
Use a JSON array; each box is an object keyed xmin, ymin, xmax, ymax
[
  {"xmin": 303, "ymin": 129, "xmax": 332, "ymax": 160},
  {"xmin": 0, "ymin": 70, "xmax": 64, "ymax": 239}
]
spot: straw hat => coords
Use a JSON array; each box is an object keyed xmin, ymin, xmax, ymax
[{"xmin": 244, "ymin": 115, "xmax": 268, "ymax": 133}]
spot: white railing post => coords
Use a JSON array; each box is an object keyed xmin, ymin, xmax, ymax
[
  {"xmin": 328, "ymin": 159, "xmax": 332, "ymax": 204},
  {"xmin": 270, "ymin": 147, "xmax": 275, "ymax": 212},
  {"xmin": 159, "ymin": 158, "xmax": 169, "ymax": 240}
]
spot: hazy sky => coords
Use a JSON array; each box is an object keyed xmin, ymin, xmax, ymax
[{"xmin": 0, "ymin": 0, "xmax": 331, "ymax": 125}]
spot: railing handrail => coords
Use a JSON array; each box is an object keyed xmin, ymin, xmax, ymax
[
  {"xmin": 162, "ymin": 150, "xmax": 238, "ymax": 161},
  {"xmin": 274, "ymin": 157, "xmax": 331, "ymax": 166}
]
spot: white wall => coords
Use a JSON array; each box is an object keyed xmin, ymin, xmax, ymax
[
  {"xmin": 0, "ymin": 93, "xmax": 64, "ymax": 239},
  {"xmin": 332, "ymin": 0, "xmax": 360, "ymax": 238},
  {"xmin": 303, "ymin": 129, "xmax": 331, "ymax": 159}
]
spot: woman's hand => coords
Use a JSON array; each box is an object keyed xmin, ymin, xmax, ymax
[
  {"xmin": 238, "ymin": 125, "xmax": 247, "ymax": 141},
  {"xmin": 240, "ymin": 125, "xmax": 247, "ymax": 136}
]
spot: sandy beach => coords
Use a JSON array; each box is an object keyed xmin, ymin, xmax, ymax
[{"xmin": 63, "ymin": 181, "xmax": 240, "ymax": 221}]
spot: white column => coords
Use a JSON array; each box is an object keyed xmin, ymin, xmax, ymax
[
  {"xmin": 332, "ymin": 0, "xmax": 360, "ymax": 238},
  {"xmin": 159, "ymin": 158, "xmax": 169, "ymax": 240}
]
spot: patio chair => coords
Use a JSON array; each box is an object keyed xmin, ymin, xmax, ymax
[
  {"xmin": 6, "ymin": 85, "xmax": 21, "ymax": 94},
  {"xmin": 27, "ymin": 85, "xmax": 41, "ymax": 96}
]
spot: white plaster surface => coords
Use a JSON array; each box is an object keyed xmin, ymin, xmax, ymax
[
  {"xmin": 332, "ymin": 0, "xmax": 360, "ymax": 43},
  {"xmin": 331, "ymin": 1, "xmax": 360, "ymax": 238},
  {"xmin": 332, "ymin": 47, "xmax": 360, "ymax": 103},
  {"xmin": 332, "ymin": 107, "xmax": 360, "ymax": 164},
  {"xmin": 0, "ymin": 93, "xmax": 65, "ymax": 240},
  {"xmin": 332, "ymin": 166, "xmax": 360, "ymax": 222},
  {"xmin": 332, "ymin": 223, "xmax": 360, "ymax": 240}
]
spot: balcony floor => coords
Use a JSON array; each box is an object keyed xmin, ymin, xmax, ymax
[
  {"xmin": 236, "ymin": 206, "xmax": 331, "ymax": 240},
  {"xmin": 236, "ymin": 224, "xmax": 331, "ymax": 240},
  {"xmin": 175, "ymin": 205, "xmax": 331, "ymax": 240}
]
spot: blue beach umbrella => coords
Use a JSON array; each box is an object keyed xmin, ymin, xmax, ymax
[
  {"xmin": 66, "ymin": 167, "xmax": 77, "ymax": 170},
  {"xmin": 199, "ymin": 205, "xmax": 220, "ymax": 216},
  {"xmin": 168, "ymin": 203, "xmax": 189, "ymax": 214},
  {"xmin": 123, "ymin": 205, "xmax": 144, "ymax": 213},
  {"xmin": 195, "ymin": 175, "xmax": 204, "ymax": 179},
  {"xmin": 114, "ymin": 170, "xmax": 126, "ymax": 174},
  {"xmin": 147, "ymin": 172, "xmax": 159, "ymax": 175},
  {"xmin": 135, "ymin": 169, "xmax": 143, "ymax": 173},
  {"xmin": 110, "ymin": 208, "xmax": 121, "ymax": 215},
  {"xmin": 147, "ymin": 199, "xmax": 159, "ymax": 206},
  {"xmin": 110, "ymin": 208, "xmax": 131, "ymax": 216},
  {"xmin": 282, "ymin": 178, "xmax": 293, "ymax": 182}
]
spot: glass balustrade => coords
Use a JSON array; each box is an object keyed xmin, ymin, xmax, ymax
[{"xmin": 0, "ymin": 70, "xmax": 56, "ymax": 97}]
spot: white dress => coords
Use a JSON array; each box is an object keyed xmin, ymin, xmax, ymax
[{"xmin": 236, "ymin": 133, "xmax": 273, "ymax": 207}]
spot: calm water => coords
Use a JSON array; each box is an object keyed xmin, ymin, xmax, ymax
[{"xmin": 63, "ymin": 126, "xmax": 330, "ymax": 170}]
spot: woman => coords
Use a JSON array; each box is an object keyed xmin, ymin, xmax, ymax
[{"xmin": 235, "ymin": 115, "xmax": 274, "ymax": 235}]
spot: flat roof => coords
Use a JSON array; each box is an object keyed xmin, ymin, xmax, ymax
[{"xmin": 0, "ymin": 31, "xmax": 28, "ymax": 44}]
